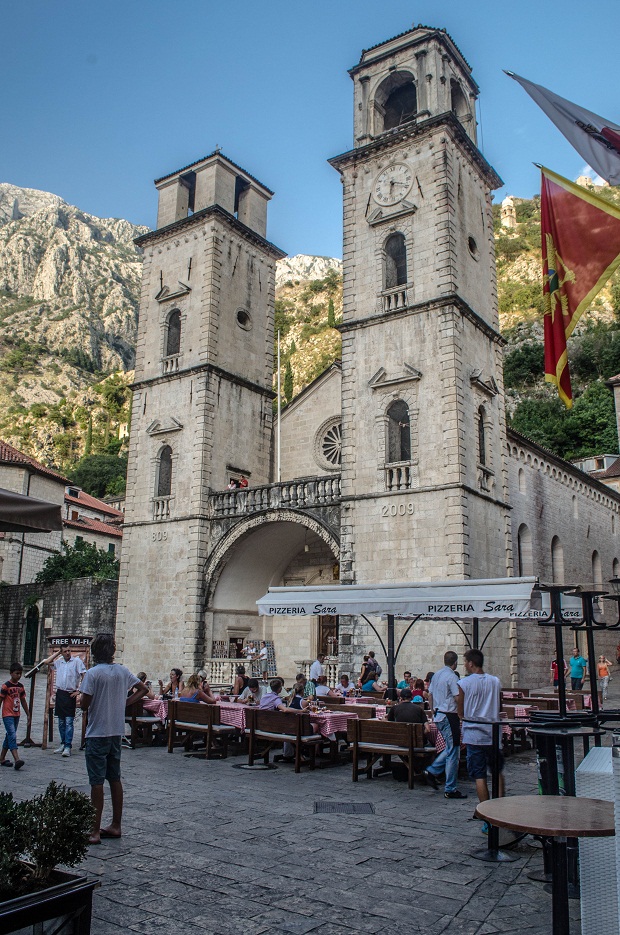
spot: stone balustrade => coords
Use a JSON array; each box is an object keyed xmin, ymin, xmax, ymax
[
  {"xmin": 210, "ymin": 475, "xmax": 341, "ymax": 518},
  {"xmin": 152, "ymin": 496, "xmax": 172, "ymax": 520},
  {"xmin": 385, "ymin": 462, "xmax": 412, "ymax": 491},
  {"xmin": 294, "ymin": 657, "xmax": 341, "ymax": 685},
  {"xmin": 162, "ymin": 354, "xmax": 180, "ymax": 374}
]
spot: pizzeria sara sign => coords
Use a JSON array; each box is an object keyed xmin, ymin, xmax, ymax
[{"xmin": 264, "ymin": 601, "xmax": 560, "ymax": 618}]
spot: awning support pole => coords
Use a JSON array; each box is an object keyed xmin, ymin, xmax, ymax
[{"xmin": 386, "ymin": 614, "xmax": 397, "ymax": 701}]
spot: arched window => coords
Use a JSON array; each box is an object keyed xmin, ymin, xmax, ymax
[
  {"xmin": 384, "ymin": 233, "xmax": 407, "ymax": 289},
  {"xmin": 387, "ymin": 400, "xmax": 411, "ymax": 463},
  {"xmin": 518, "ymin": 467, "xmax": 525, "ymax": 494},
  {"xmin": 373, "ymin": 71, "xmax": 417, "ymax": 135},
  {"xmin": 592, "ymin": 550, "xmax": 603, "ymax": 589},
  {"xmin": 572, "ymin": 495, "xmax": 578, "ymax": 519},
  {"xmin": 613, "ymin": 558, "xmax": 619, "ymax": 579},
  {"xmin": 450, "ymin": 79, "xmax": 469, "ymax": 123},
  {"xmin": 551, "ymin": 536, "xmax": 564, "ymax": 584},
  {"xmin": 157, "ymin": 446, "xmax": 173, "ymax": 497},
  {"xmin": 517, "ymin": 524, "xmax": 533, "ymax": 576},
  {"xmin": 384, "ymin": 82, "xmax": 418, "ymax": 130},
  {"xmin": 477, "ymin": 407, "xmax": 486, "ymax": 466},
  {"xmin": 165, "ymin": 309, "xmax": 181, "ymax": 357}
]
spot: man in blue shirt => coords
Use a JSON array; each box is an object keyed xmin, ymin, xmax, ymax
[
  {"xmin": 397, "ymin": 671, "xmax": 412, "ymax": 690},
  {"xmin": 424, "ymin": 650, "xmax": 467, "ymax": 800},
  {"xmin": 568, "ymin": 647, "xmax": 588, "ymax": 691}
]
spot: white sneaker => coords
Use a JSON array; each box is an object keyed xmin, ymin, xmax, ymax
[
  {"xmin": 54, "ymin": 744, "xmax": 65, "ymax": 754},
  {"xmin": 61, "ymin": 747, "xmax": 71, "ymax": 757}
]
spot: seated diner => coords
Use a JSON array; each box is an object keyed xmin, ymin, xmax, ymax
[{"xmin": 178, "ymin": 673, "xmax": 217, "ymax": 704}]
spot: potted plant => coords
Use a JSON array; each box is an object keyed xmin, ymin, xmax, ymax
[{"xmin": 0, "ymin": 781, "xmax": 99, "ymax": 934}]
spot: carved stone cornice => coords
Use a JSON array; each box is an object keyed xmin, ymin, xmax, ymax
[
  {"xmin": 368, "ymin": 363, "xmax": 422, "ymax": 389},
  {"xmin": 470, "ymin": 370, "xmax": 499, "ymax": 398}
]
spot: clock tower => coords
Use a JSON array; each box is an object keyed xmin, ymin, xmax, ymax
[{"xmin": 329, "ymin": 26, "xmax": 512, "ymax": 594}]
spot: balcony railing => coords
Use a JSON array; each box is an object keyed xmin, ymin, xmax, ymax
[
  {"xmin": 210, "ymin": 475, "xmax": 341, "ymax": 518},
  {"xmin": 382, "ymin": 287, "xmax": 409, "ymax": 312},
  {"xmin": 162, "ymin": 354, "xmax": 180, "ymax": 374},
  {"xmin": 152, "ymin": 496, "xmax": 172, "ymax": 520},
  {"xmin": 385, "ymin": 462, "xmax": 413, "ymax": 491}
]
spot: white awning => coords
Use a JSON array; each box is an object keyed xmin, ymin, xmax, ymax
[{"xmin": 257, "ymin": 577, "xmax": 539, "ymax": 621}]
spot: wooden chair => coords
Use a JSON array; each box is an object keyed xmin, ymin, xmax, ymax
[
  {"xmin": 167, "ymin": 701, "xmax": 236, "ymax": 758},
  {"xmin": 124, "ymin": 701, "xmax": 157, "ymax": 748},
  {"xmin": 245, "ymin": 709, "xmax": 322, "ymax": 773},
  {"xmin": 350, "ymin": 720, "xmax": 432, "ymax": 789}
]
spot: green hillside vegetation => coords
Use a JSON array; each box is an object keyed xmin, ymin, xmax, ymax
[
  {"xmin": 273, "ymin": 266, "xmax": 342, "ymax": 401},
  {"xmin": 495, "ymin": 184, "xmax": 620, "ymax": 460}
]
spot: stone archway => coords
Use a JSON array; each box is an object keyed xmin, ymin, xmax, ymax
[{"xmin": 203, "ymin": 510, "xmax": 340, "ymax": 678}]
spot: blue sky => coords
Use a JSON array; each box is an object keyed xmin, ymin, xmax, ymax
[{"xmin": 2, "ymin": 1, "xmax": 618, "ymax": 257}]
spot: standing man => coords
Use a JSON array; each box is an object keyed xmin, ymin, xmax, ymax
[
  {"xmin": 259, "ymin": 641, "xmax": 269, "ymax": 681},
  {"xmin": 424, "ymin": 651, "xmax": 467, "ymax": 800},
  {"xmin": 457, "ymin": 649, "xmax": 503, "ymax": 808},
  {"xmin": 568, "ymin": 646, "xmax": 588, "ymax": 691},
  {"xmin": 78, "ymin": 633, "xmax": 148, "ymax": 845},
  {"xmin": 309, "ymin": 653, "xmax": 325, "ymax": 687},
  {"xmin": 42, "ymin": 647, "xmax": 86, "ymax": 757}
]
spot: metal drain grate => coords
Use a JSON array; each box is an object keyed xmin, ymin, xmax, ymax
[{"xmin": 314, "ymin": 802, "xmax": 375, "ymax": 814}]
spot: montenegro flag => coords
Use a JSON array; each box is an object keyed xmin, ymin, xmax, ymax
[{"xmin": 541, "ymin": 167, "xmax": 620, "ymax": 407}]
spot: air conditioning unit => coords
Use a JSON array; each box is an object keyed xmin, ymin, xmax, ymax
[{"xmin": 576, "ymin": 746, "xmax": 619, "ymax": 934}]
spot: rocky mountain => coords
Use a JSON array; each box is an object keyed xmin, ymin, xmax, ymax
[
  {"xmin": 275, "ymin": 254, "xmax": 342, "ymax": 287},
  {"xmin": 1, "ymin": 179, "xmax": 620, "ymax": 475}
]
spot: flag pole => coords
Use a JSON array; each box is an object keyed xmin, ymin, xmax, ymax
[{"xmin": 277, "ymin": 329, "xmax": 281, "ymax": 483}]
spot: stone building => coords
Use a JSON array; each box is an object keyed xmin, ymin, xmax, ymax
[{"xmin": 117, "ymin": 25, "xmax": 620, "ymax": 687}]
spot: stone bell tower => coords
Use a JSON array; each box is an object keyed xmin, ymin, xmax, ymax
[
  {"xmin": 116, "ymin": 152, "xmax": 285, "ymax": 674},
  {"xmin": 329, "ymin": 26, "xmax": 513, "ymax": 588}
]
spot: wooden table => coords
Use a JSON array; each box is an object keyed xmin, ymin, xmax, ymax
[{"xmin": 476, "ymin": 795, "xmax": 614, "ymax": 935}]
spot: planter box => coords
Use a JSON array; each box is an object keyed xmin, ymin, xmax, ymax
[{"xmin": 0, "ymin": 868, "xmax": 99, "ymax": 935}]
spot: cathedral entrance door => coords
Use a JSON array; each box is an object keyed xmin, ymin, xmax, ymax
[
  {"xmin": 318, "ymin": 614, "xmax": 339, "ymax": 656},
  {"xmin": 228, "ymin": 638, "xmax": 245, "ymax": 659}
]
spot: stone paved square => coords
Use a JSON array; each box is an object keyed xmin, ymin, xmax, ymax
[{"xmin": 1, "ymin": 672, "xmax": 590, "ymax": 935}]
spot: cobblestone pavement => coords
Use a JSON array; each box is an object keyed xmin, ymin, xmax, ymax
[{"xmin": 4, "ymin": 671, "xmax": 615, "ymax": 935}]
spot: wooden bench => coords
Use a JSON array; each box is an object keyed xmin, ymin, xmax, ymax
[
  {"xmin": 350, "ymin": 720, "xmax": 433, "ymax": 789},
  {"xmin": 245, "ymin": 709, "xmax": 322, "ymax": 773},
  {"xmin": 340, "ymin": 704, "xmax": 376, "ymax": 718},
  {"xmin": 167, "ymin": 701, "xmax": 237, "ymax": 758},
  {"xmin": 124, "ymin": 701, "xmax": 157, "ymax": 748}
]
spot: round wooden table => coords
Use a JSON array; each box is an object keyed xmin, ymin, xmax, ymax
[{"xmin": 476, "ymin": 795, "xmax": 615, "ymax": 935}]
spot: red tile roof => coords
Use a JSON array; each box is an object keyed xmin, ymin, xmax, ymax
[
  {"xmin": 590, "ymin": 458, "xmax": 620, "ymax": 479},
  {"xmin": 63, "ymin": 516, "xmax": 123, "ymax": 538},
  {"xmin": 65, "ymin": 489, "xmax": 124, "ymax": 520},
  {"xmin": 0, "ymin": 439, "xmax": 70, "ymax": 484}
]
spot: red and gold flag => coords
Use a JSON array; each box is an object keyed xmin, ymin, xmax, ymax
[{"xmin": 541, "ymin": 166, "xmax": 620, "ymax": 407}]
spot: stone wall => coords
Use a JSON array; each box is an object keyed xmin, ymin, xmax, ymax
[{"xmin": 0, "ymin": 577, "xmax": 118, "ymax": 668}]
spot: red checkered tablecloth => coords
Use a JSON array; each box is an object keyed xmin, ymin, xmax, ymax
[
  {"xmin": 218, "ymin": 701, "xmax": 246, "ymax": 729},
  {"xmin": 310, "ymin": 710, "xmax": 358, "ymax": 737},
  {"xmin": 142, "ymin": 699, "xmax": 168, "ymax": 722}
]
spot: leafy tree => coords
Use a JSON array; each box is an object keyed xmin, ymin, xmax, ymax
[
  {"xmin": 283, "ymin": 360, "xmax": 293, "ymax": 403},
  {"xmin": 509, "ymin": 381, "xmax": 617, "ymax": 460},
  {"xmin": 68, "ymin": 453, "xmax": 128, "ymax": 498},
  {"xmin": 503, "ymin": 342, "xmax": 544, "ymax": 389},
  {"xmin": 35, "ymin": 540, "xmax": 120, "ymax": 583},
  {"xmin": 327, "ymin": 298, "xmax": 336, "ymax": 328}
]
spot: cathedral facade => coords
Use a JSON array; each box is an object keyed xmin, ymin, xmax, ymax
[{"xmin": 116, "ymin": 26, "xmax": 620, "ymax": 687}]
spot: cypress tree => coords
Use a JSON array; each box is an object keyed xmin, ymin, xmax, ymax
[
  {"xmin": 327, "ymin": 298, "xmax": 336, "ymax": 328},
  {"xmin": 284, "ymin": 360, "xmax": 293, "ymax": 403}
]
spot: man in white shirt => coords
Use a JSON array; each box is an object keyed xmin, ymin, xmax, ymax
[
  {"xmin": 259, "ymin": 641, "xmax": 269, "ymax": 680},
  {"xmin": 457, "ymin": 648, "xmax": 503, "ymax": 806},
  {"xmin": 42, "ymin": 647, "xmax": 86, "ymax": 757},
  {"xmin": 79, "ymin": 633, "xmax": 148, "ymax": 845},
  {"xmin": 309, "ymin": 654, "xmax": 325, "ymax": 683},
  {"xmin": 424, "ymin": 650, "xmax": 467, "ymax": 800}
]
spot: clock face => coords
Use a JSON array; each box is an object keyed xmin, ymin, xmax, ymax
[{"xmin": 373, "ymin": 163, "xmax": 413, "ymax": 206}]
